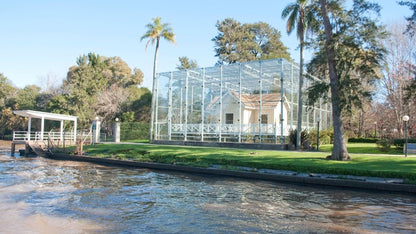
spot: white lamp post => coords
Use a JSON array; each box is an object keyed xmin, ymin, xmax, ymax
[{"xmin": 403, "ymin": 115, "xmax": 410, "ymax": 157}]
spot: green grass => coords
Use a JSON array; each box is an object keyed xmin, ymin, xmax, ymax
[
  {"xmin": 82, "ymin": 143, "xmax": 416, "ymax": 183},
  {"xmin": 319, "ymin": 143, "xmax": 403, "ymax": 154}
]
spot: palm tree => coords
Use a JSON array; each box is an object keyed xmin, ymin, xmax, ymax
[
  {"xmin": 141, "ymin": 17, "xmax": 176, "ymax": 142},
  {"xmin": 282, "ymin": 0, "xmax": 315, "ymax": 149}
]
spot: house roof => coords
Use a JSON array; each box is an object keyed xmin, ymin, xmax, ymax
[
  {"xmin": 13, "ymin": 110, "xmax": 78, "ymax": 122},
  {"xmin": 235, "ymin": 92, "xmax": 282, "ymax": 109}
]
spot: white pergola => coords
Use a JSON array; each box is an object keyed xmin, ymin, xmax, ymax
[{"xmin": 13, "ymin": 110, "xmax": 78, "ymax": 142}]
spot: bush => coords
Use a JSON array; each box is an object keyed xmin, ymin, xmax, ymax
[
  {"xmin": 308, "ymin": 128, "xmax": 332, "ymax": 147},
  {"xmin": 348, "ymin": 137, "xmax": 378, "ymax": 143},
  {"xmin": 393, "ymin": 138, "xmax": 416, "ymax": 149},
  {"xmin": 289, "ymin": 129, "xmax": 311, "ymax": 150},
  {"xmin": 376, "ymin": 139, "xmax": 392, "ymax": 152},
  {"xmin": 120, "ymin": 122, "xmax": 149, "ymax": 141}
]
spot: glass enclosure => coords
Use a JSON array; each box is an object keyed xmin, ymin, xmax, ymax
[{"xmin": 154, "ymin": 58, "xmax": 331, "ymax": 143}]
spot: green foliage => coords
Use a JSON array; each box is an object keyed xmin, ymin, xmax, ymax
[
  {"xmin": 212, "ymin": 18, "xmax": 291, "ymax": 64},
  {"xmin": 308, "ymin": 128, "xmax": 332, "ymax": 147},
  {"xmin": 49, "ymin": 53, "xmax": 144, "ymax": 127},
  {"xmin": 308, "ymin": 0, "xmax": 387, "ymax": 112},
  {"xmin": 0, "ymin": 73, "xmax": 15, "ymax": 108},
  {"xmin": 176, "ymin": 57, "xmax": 198, "ymax": 70},
  {"xmin": 348, "ymin": 137, "xmax": 379, "ymax": 143},
  {"xmin": 393, "ymin": 138, "xmax": 416, "ymax": 150},
  {"xmin": 289, "ymin": 128, "xmax": 311, "ymax": 149},
  {"xmin": 120, "ymin": 122, "xmax": 150, "ymax": 141},
  {"xmin": 123, "ymin": 87, "xmax": 151, "ymax": 123},
  {"xmin": 399, "ymin": 0, "xmax": 416, "ymax": 36},
  {"xmin": 376, "ymin": 139, "xmax": 392, "ymax": 152}
]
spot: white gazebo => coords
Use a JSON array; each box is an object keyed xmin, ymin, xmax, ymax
[{"xmin": 13, "ymin": 110, "xmax": 78, "ymax": 142}]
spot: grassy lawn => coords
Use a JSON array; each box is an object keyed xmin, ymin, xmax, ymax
[
  {"xmin": 319, "ymin": 143, "xmax": 403, "ymax": 154},
  {"xmin": 82, "ymin": 143, "xmax": 416, "ymax": 183}
]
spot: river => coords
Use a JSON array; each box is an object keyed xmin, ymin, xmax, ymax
[{"xmin": 0, "ymin": 144, "xmax": 415, "ymax": 233}]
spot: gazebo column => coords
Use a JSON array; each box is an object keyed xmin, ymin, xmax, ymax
[
  {"xmin": 27, "ymin": 117, "xmax": 32, "ymax": 141},
  {"xmin": 40, "ymin": 116, "xmax": 45, "ymax": 141},
  {"xmin": 73, "ymin": 119, "xmax": 77, "ymax": 143},
  {"xmin": 60, "ymin": 120, "xmax": 64, "ymax": 142}
]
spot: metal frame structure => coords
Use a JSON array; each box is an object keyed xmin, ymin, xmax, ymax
[{"xmin": 154, "ymin": 58, "xmax": 331, "ymax": 143}]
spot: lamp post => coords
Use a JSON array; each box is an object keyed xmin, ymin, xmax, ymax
[
  {"xmin": 374, "ymin": 121, "xmax": 377, "ymax": 138},
  {"xmin": 317, "ymin": 117, "xmax": 321, "ymax": 151},
  {"xmin": 403, "ymin": 115, "xmax": 410, "ymax": 157}
]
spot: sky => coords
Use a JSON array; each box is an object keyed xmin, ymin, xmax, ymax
[{"xmin": 0, "ymin": 0, "xmax": 411, "ymax": 90}]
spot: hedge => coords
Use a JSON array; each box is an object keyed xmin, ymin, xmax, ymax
[{"xmin": 120, "ymin": 122, "xmax": 149, "ymax": 141}]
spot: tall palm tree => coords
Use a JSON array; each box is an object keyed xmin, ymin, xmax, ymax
[
  {"xmin": 141, "ymin": 17, "xmax": 176, "ymax": 142},
  {"xmin": 282, "ymin": 0, "xmax": 315, "ymax": 149}
]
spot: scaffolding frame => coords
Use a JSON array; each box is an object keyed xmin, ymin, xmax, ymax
[{"xmin": 155, "ymin": 58, "xmax": 331, "ymax": 143}]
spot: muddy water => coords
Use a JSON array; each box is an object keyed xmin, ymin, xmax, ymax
[{"xmin": 0, "ymin": 144, "xmax": 415, "ymax": 233}]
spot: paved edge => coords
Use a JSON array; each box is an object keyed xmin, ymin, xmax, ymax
[{"xmin": 49, "ymin": 153, "xmax": 416, "ymax": 194}]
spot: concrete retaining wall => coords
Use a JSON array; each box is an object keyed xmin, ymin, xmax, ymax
[{"xmin": 49, "ymin": 154, "xmax": 416, "ymax": 194}]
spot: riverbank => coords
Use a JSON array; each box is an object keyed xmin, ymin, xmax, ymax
[
  {"xmin": 48, "ymin": 152, "xmax": 416, "ymax": 193},
  {"xmin": 3, "ymin": 140, "xmax": 416, "ymax": 193}
]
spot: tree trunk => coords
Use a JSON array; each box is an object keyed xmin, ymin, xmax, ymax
[
  {"xmin": 319, "ymin": 0, "xmax": 349, "ymax": 160},
  {"xmin": 296, "ymin": 35, "xmax": 304, "ymax": 150},
  {"xmin": 149, "ymin": 38, "xmax": 160, "ymax": 143}
]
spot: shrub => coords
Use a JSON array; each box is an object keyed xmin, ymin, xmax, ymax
[
  {"xmin": 289, "ymin": 129, "xmax": 310, "ymax": 150},
  {"xmin": 308, "ymin": 128, "xmax": 332, "ymax": 147},
  {"xmin": 376, "ymin": 139, "xmax": 392, "ymax": 152},
  {"xmin": 348, "ymin": 137, "xmax": 378, "ymax": 143},
  {"xmin": 393, "ymin": 138, "xmax": 416, "ymax": 149},
  {"xmin": 120, "ymin": 122, "xmax": 149, "ymax": 141}
]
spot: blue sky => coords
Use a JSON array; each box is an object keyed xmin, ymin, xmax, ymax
[{"xmin": 0, "ymin": 0, "xmax": 411, "ymax": 90}]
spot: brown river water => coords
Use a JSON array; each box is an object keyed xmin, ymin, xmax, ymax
[{"xmin": 0, "ymin": 141, "xmax": 415, "ymax": 233}]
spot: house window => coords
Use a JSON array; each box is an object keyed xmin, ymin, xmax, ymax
[
  {"xmin": 226, "ymin": 113, "xmax": 234, "ymax": 124},
  {"xmin": 261, "ymin": 114, "xmax": 268, "ymax": 124}
]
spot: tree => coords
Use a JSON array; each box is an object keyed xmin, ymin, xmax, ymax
[
  {"xmin": 141, "ymin": 17, "xmax": 176, "ymax": 142},
  {"xmin": 399, "ymin": 0, "xmax": 416, "ymax": 104},
  {"xmin": 212, "ymin": 18, "xmax": 291, "ymax": 64},
  {"xmin": 282, "ymin": 0, "xmax": 317, "ymax": 150},
  {"xmin": 49, "ymin": 53, "xmax": 144, "ymax": 127},
  {"xmin": 399, "ymin": 0, "xmax": 416, "ymax": 36},
  {"xmin": 177, "ymin": 56, "xmax": 198, "ymax": 70},
  {"xmin": 378, "ymin": 22, "xmax": 416, "ymax": 137},
  {"xmin": 309, "ymin": 0, "xmax": 387, "ymax": 160},
  {"xmin": 0, "ymin": 73, "xmax": 15, "ymax": 108}
]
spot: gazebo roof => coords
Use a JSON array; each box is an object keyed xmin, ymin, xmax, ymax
[{"xmin": 13, "ymin": 110, "xmax": 78, "ymax": 122}]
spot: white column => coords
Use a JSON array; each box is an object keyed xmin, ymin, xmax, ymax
[
  {"xmin": 73, "ymin": 119, "xmax": 77, "ymax": 142},
  {"xmin": 27, "ymin": 117, "xmax": 32, "ymax": 141},
  {"xmin": 40, "ymin": 116, "xmax": 45, "ymax": 141},
  {"xmin": 60, "ymin": 120, "xmax": 64, "ymax": 142}
]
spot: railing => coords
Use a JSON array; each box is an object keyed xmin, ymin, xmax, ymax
[
  {"xmin": 169, "ymin": 124, "xmax": 291, "ymax": 136},
  {"xmin": 12, "ymin": 131, "xmax": 90, "ymax": 142}
]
